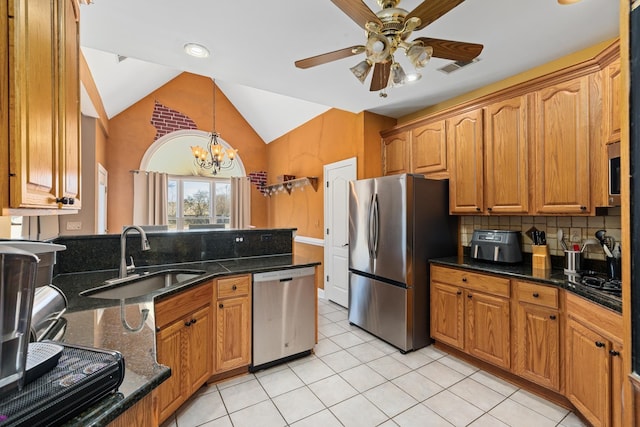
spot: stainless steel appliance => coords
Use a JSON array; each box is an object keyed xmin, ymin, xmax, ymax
[
  {"xmin": 348, "ymin": 174, "xmax": 457, "ymax": 352},
  {"xmin": 469, "ymin": 229, "xmax": 523, "ymax": 264},
  {"xmin": 608, "ymin": 141, "xmax": 621, "ymax": 206},
  {"xmin": 251, "ymin": 267, "xmax": 316, "ymax": 371}
]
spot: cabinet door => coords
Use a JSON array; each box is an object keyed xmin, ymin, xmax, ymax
[
  {"xmin": 610, "ymin": 341, "xmax": 623, "ymax": 427},
  {"xmin": 514, "ymin": 303, "xmax": 560, "ymax": 391},
  {"xmin": 465, "ymin": 291, "xmax": 510, "ymax": 369},
  {"xmin": 603, "ymin": 60, "xmax": 621, "ymax": 144},
  {"xmin": 156, "ymin": 319, "xmax": 187, "ymax": 422},
  {"xmin": 566, "ymin": 317, "xmax": 611, "ymax": 427},
  {"xmin": 216, "ymin": 296, "xmax": 251, "ymax": 372},
  {"xmin": 484, "ymin": 95, "xmax": 530, "ymax": 214},
  {"xmin": 430, "ymin": 281, "xmax": 464, "ymax": 350},
  {"xmin": 9, "ymin": 0, "xmax": 58, "ymax": 208},
  {"xmin": 534, "ymin": 76, "xmax": 591, "ymax": 214},
  {"xmin": 58, "ymin": 0, "xmax": 81, "ymax": 208},
  {"xmin": 412, "ymin": 121, "xmax": 447, "ymax": 176},
  {"xmin": 447, "ymin": 109, "xmax": 484, "ymax": 213},
  {"xmin": 186, "ymin": 305, "xmax": 212, "ymax": 395},
  {"xmin": 382, "ymin": 132, "xmax": 410, "ymax": 176}
]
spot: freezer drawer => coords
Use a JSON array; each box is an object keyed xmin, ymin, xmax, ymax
[
  {"xmin": 252, "ymin": 267, "xmax": 316, "ymax": 369},
  {"xmin": 348, "ymin": 272, "xmax": 413, "ymax": 351}
]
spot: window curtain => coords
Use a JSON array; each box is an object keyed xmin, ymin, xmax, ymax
[
  {"xmin": 231, "ymin": 176, "xmax": 251, "ymax": 229},
  {"xmin": 132, "ymin": 171, "xmax": 168, "ymax": 225}
]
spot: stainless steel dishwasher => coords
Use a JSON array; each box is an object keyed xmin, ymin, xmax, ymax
[{"xmin": 251, "ymin": 267, "xmax": 316, "ymax": 371}]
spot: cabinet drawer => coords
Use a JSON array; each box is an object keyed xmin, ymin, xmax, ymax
[
  {"xmin": 515, "ymin": 281, "xmax": 558, "ymax": 309},
  {"xmin": 431, "ymin": 266, "xmax": 510, "ymax": 297},
  {"xmin": 156, "ymin": 282, "xmax": 212, "ymax": 328},
  {"xmin": 217, "ymin": 275, "xmax": 250, "ymax": 299}
]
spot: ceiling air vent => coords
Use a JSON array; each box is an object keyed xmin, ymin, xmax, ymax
[{"xmin": 437, "ymin": 58, "xmax": 480, "ymax": 74}]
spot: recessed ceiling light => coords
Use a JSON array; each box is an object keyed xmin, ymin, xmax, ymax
[{"xmin": 184, "ymin": 43, "xmax": 210, "ymax": 58}]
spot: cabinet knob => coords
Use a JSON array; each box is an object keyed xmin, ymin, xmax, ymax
[
  {"xmin": 219, "ymin": 303, "xmax": 224, "ymax": 309},
  {"xmin": 462, "ymin": 277, "xmax": 467, "ymax": 282},
  {"xmin": 232, "ymin": 285, "xmax": 237, "ymax": 291},
  {"xmin": 487, "ymin": 207, "xmax": 492, "ymax": 212},
  {"xmin": 595, "ymin": 341, "xmax": 605, "ymax": 348},
  {"xmin": 580, "ymin": 206, "xmax": 587, "ymax": 211},
  {"xmin": 55, "ymin": 197, "xmax": 75, "ymax": 205},
  {"xmin": 476, "ymin": 207, "xmax": 481, "ymax": 212},
  {"xmin": 532, "ymin": 293, "xmax": 539, "ymax": 298},
  {"xmin": 467, "ymin": 294, "xmax": 473, "ymax": 299},
  {"xmin": 609, "ymin": 350, "xmax": 620, "ymax": 357},
  {"xmin": 549, "ymin": 315, "xmax": 556, "ymax": 320},
  {"xmin": 456, "ymin": 290, "xmax": 462, "ymax": 295},
  {"xmin": 191, "ymin": 318, "xmax": 197, "ymax": 324},
  {"xmin": 184, "ymin": 320, "xmax": 192, "ymax": 327}
]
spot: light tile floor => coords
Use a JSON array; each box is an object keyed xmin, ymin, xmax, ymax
[{"xmin": 160, "ymin": 298, "xmax": 587, "ymax": 427}]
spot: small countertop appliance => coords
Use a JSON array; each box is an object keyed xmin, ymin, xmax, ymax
[{"xmin": 470, "ymin": 230, "xmax": 523, "ymax": 264}]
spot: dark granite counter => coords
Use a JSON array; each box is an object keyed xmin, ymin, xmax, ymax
[
  {"xmin": 52, "ymin": 254, "xmax": 320, "ymax": 426},
  {"xmin": 430, "ymin": 256, "xmax": 621, "ymax": 313}
]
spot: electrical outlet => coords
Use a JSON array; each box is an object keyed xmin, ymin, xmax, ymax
[{"xmin": 66, "ymin": 221, "xmax": 82, "ymax": 230}]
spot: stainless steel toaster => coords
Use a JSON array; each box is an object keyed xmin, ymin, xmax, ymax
[{"xmin": 470, "ymin": 229, "xmax": 523, "ymax": 264}]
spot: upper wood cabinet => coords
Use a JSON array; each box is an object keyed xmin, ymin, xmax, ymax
[
  {"xmin": 382, "ymin": 131, "xmax": 410, "ymax": 176},
  {"xmin": 484, "ymin": 95, "xmax": 530, "ymax": 214},
  {"xmin": 411, "ymin": 120, "xmax": 448, "ymax": 176},
  {"xmin": 447, "ymin": 109, "xmax": 484, "ymax": 214},
  {"xmin": 3, "ymin": 0, "xmax": 81, "ymax": 213},
  {"xmin": 533, "ymin": 76, "xmax": 591, "ymax": 214},
  {"xmin": 602, "ymin": 59, "xmax": 621, "ymax": 144}
]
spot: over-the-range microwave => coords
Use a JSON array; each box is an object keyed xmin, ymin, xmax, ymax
[{"xmin": 608, "ymin": 141, "xmax": 621, "ymax": 206}]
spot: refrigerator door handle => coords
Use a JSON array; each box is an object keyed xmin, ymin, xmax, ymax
[
  {"xmin": 372, "ymin": 193, "xmax": 379, "ymax": 258},
  {"xmin": 368, "ymin": 194, "xmax": 376, "ymax": 258}
]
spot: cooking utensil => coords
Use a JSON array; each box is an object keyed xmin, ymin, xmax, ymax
[
  {"xmin": 558, "ymin": 229, "xmax": 568, "ymax": 251},
  {"xmin": 595, "ymin": 229, "xmax": 614, "ymax": 257},
  {"xmin": 526, "ymin": 227, "xmax": 539, "ymax": 244},
  {"xmin": 580, "ymin": 238, "xmax": 600, "ymax": 253},
  {"xmin": 539, "ymin": 231, "xmax": 546, "ymax": 245}
]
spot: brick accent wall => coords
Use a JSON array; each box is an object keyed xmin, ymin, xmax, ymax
[
  {"xmin": 248, "ymin": 171, "xmax": 267, "ymax": 194},
  {"xmin": 150, "ymin": 101, "xmax": 197, "ymax": 140}
]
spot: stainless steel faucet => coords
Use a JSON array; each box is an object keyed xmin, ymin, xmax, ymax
[{"xmin": 120, "ymin": 225, "xmax": 151, "ymax": 278}]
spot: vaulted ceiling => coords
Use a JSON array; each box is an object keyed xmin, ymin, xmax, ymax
[{"xmin": 79, "ymin": 0, "xmax": 619, "ymax": 143}]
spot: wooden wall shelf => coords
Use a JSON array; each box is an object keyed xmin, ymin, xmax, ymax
[{"xmin": 263, "ymin": 177, "xmax": 318, "ymax": 196}]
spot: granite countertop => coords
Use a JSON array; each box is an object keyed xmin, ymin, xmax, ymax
[
  {"xmin": 52, "ymin": 254, "xmax": 320, "ymax": 426},
  {"xmin": 430, "ymin": 256, "xmax": 621, "ymax": 313}
]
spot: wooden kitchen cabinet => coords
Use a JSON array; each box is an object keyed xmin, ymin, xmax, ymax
[
  {"xmin": 382, "ymin": 131, "xmax": 410, "ymax": 176},
  {"xmin": 411, "ymin": 120, "xmax": 448, "ymax": 177},
  {"xmin": 483, "ymin": 95, "xmax": 530, "ymax": 214},
  {"xmin": 430, "ymin": 266, "xmax": 511, "ymax": 369},
  {"xmin": 512, "ymin": 281, "xmax": 560, "ymax": 392},
  {"xmin": 533, "ymin": 76, "xmax": 591, "ymax": 214},
  {"xmin": 447, "ymin": 109, "xmax": 484, "ymax": 214},
  {"xmin": 565, "ymin": 292, "xmax": 623, "ymax": 427},
  {"xmin": 602, "ymin": 59, "xmax": 621, "ymax": 144},
  {"xmin": 3, "ymin": 0, "xmax": 81, "ymax": 213},
  {"xmin": 155, "ymin": 283, "xmax": 213, "ymax": 423},
  {"xmin": 214, "ymin": 275, "xmax": 251, "ymax": 373}
]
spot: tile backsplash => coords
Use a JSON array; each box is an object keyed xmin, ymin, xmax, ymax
[{"xmin": 459, "ymin": 208, "xmax": 622, "ymax": 261}]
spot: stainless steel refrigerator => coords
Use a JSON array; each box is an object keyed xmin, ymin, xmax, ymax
[{"xmin": 348, "ymin": 174, "xmax": 457, "ymax": 352}]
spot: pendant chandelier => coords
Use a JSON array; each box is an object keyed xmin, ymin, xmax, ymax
[{"xmin": 190, "ymin": 78, "xmax": 236, "ymax": 175}]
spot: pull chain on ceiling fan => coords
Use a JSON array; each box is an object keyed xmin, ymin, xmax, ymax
[{"xmin": 295, "ymin": 0, "xmax": 483, "ymax": 94}]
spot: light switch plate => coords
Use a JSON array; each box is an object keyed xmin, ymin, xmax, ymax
[{"xmin": 66, "ymin": 221, "xmax": 82, "ymax": 230}]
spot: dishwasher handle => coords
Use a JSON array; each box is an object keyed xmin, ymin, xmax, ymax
[{"xmin": 253, "ymin": 266, "xmax": 316, "ymax": 283}]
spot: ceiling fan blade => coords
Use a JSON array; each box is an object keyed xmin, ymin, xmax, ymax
[
  {"xmin": 406, "ymin": 0, "xmax": 465, "ymax": 30},
  {"xmin": 370, "ymin": 62, "xmax": 391, "ymax": 92},
  {"xmin": 330, "ymin": 0, "xmax": 381, "ymax": 30},
  {"xmin": 414, "ymin": 37, "xmax": 483, "ymax": 62},
  {"xmin": 295, "ymin": 46, "xmax": 365, "ymax": 69}
]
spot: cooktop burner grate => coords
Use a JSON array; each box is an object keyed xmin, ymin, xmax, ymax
[{"xmin": 578, "ymin": 273, "xmax": 621, "ymax": 296}]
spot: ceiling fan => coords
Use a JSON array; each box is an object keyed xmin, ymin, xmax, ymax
[{"xmin": 295, "ymin": 0, "xmax": 483, "ymax": 94}]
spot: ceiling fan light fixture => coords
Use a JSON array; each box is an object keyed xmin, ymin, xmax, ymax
[
  {"xmin": 406, "ymin": 72, "xmax": 421, "ymax": 83},
  {"xmin": 365, "ymin": 33, "xmax": 390, "ymax": 63},
  {"xmin": 389, "ymin": 62, "xmax": 407, "ymax": 87},
  {"xmin": 184, "ymin": 43, "xmax": 210, "ymax": 58},
  {"xmin": 406, "ymin": 43, "xmax": 432, "ymax": 69},
  {"xmin": 350, "ymin": 60, "xmax": 373, "ymax": 83}
]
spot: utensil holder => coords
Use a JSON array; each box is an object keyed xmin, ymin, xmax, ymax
[
  {"xmin": 564, "ymin": 250, "xmax": 581, "ymax": 273},
  {"xmin": 532, "ymin": 245, "xmax": 551, "ymax": 270}
]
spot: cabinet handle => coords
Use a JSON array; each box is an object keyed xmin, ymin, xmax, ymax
[
  {"xmin": 462, "ymin": 277, "xmax": 467, "ymax": 282},
  {"xmin": 184, "ymin": 320, "xmax": 192, "ymax": 327},
  {"xmin": 595, "ymin": 341, "xmax": 605, "ymax": 348},
  {"xmin": 219, "ymin": 303, "xmax": 224, "ymax": 309},
  {"xmin": 532, "ymin": 293, "xmax": 539, "ymax": 298},
  {"xmin": 467, "ymin": 294, "xmax": 473, "ymax": 299},
  {"xmin": 487, "ymin": 207, "xmax": 492, "ymax": 212},
  {"xmin": 55, "ymin": 197, "xmax": 75, "ymax": 205},
  {"xmin": 476, "ymin": 207, "xmax": 481, "ymax": 212},
  {"xmin": 456, "ymin": 290, "xmax": 462, "ymax": 295},
  {"xmin": 232, "ymin": 285, "xmax": 237, "ymax": 291},
  {"xmin": 609, "ymin": 350, "xmax": 620, "ymax": 357},
  {"xmin": 549, "ymin": 315, "xmax": 556, "ymax": 320},
  {"xmin": 580, "ymin": 206, "xmax": 587, "ymax": 211},
  {"xmin": 191, "ymin": 318, "xmax": 197, "ymax": 324}
]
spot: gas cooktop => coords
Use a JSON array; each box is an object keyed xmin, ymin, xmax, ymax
[{"xmin": 569, "ymin": 271, "xmax": 621, "ymax": 297}]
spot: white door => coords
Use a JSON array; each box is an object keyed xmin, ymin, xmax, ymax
[{"xmin": 323, "ymin": 157, "xmax": 356, "ymax": 307}]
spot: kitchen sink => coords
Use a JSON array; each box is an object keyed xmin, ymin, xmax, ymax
[{"xmin": 80, "ymin": 269, "xmax": 206, "ymax": 300}]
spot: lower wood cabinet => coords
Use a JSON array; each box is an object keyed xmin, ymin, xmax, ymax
[
  {"xmin": 565, "ymin": 292, "xmax": 623, "ymax": 427},
  {"xmin": 215, "ymin": 275, "xmax": 252, "ymax": 373},
  {"xmin": 155, "ymin": 283, "xmax": 213, "ymax": 423},
  {"xmin": 465, "ymin": 290, "xmax": 510, "ymax": 369},
  {"xmin": 512, "ymin": 281, "xmax": 560, "ymax": 392},
  {"xmin": 431, "ymin": 281, "xmax": 464, "ymax": 350}
]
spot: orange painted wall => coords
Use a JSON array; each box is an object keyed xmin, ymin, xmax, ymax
[
  {"xmin": 265, "ymin": 109, "xmax": 395, "ymax": 237},
  {"xmin": 105, "ymin": 72, "xmax": 268, "ymax": 232}
]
